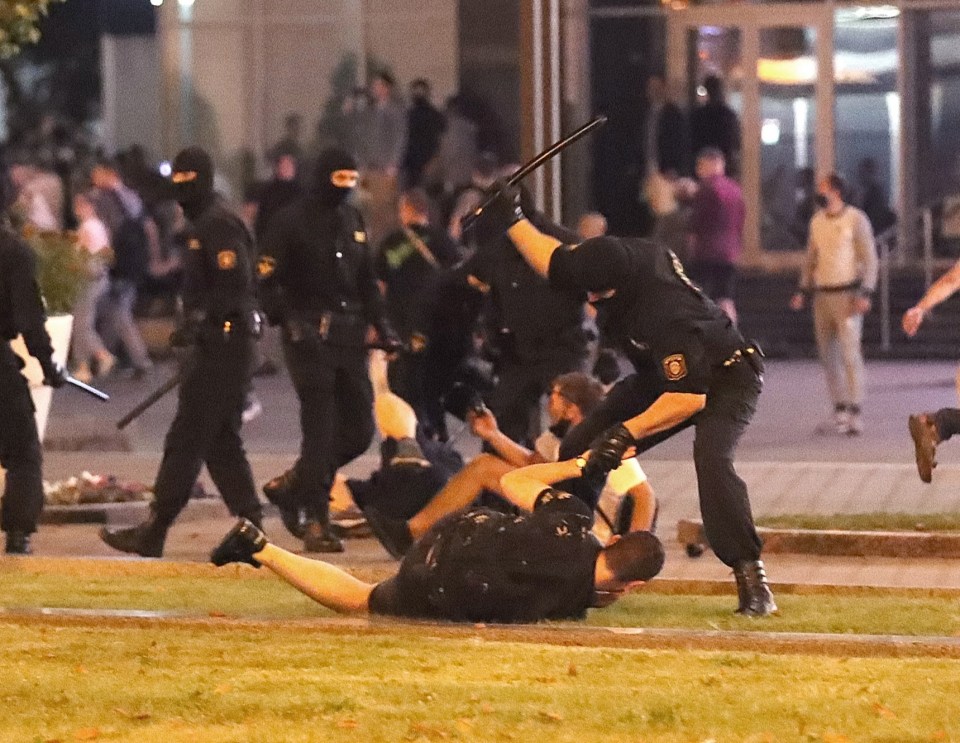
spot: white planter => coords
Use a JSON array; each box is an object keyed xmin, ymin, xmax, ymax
[{"xmin": 10, "ymin": 314, "xmax": 74, "ymax": 442}]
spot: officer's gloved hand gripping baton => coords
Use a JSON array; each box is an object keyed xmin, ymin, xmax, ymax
[{"xmin": 460, "ymin": 115, "xmax": 607, "ymax": 234}]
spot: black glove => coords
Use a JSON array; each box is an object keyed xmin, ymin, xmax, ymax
[
  {"xmin": 465, "ymin": 180, "xmax": 525, "ymax": 249},
  {"xmin": 583, "ymin": 424, "xmax": 635, "ymax": 481},
  {"xmin": 40, "ymin": 358, "xmax": 67, "ymax": 388}
]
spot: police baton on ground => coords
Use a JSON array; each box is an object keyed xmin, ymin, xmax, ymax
[
  {"xmin": 460, "ymin": 115, "xmax": 608, "ymax": 234},
  {"xmin": 65, "ymin": 375, "xmax": 110, "ymax": 402}
]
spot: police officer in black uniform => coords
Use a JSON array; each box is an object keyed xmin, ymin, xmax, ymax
[
  {"xmin": 100, "ymin": 147, "xmax": 263, "ymax": 557},
  {"xmin": 258, "ymin": 148, "xmax": 398, "ymax": 552},
  {"xmin": 462, "ymin": 200, "xmax": 589, "ymax": 446},
  {"xmin": 0, "ymin": 168, "xmax": 67, "ymax": 555},
  {"xmin": 469, "ymin": 184, "xmax": 776, "ymax": 616}
]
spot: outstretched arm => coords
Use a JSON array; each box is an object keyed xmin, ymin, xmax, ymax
[{"xmin": 903, "ymin": 259, "xmax": 960, "ymax": 336}]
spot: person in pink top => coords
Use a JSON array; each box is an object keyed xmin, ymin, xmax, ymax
[
  {"xmin": 686, "ymin": 147, "xmax": 745, "ymax": 324},
  {"xmin": 70, "ymin": 191, "xmax": 115, "ymax": 383}
]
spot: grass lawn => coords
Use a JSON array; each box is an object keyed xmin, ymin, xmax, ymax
[
  {"xmin": 3, "ymin": 564, "xmax": 960, "ymax": 741},
  {"xmin": 2, "ymin": 621, "xmax": 959, "ymax": 743},
  {"xmin": 756, "ymin": 512, "xmax": 960, "ymax": 532}
]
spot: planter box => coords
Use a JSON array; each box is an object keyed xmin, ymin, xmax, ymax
[{"xmin": 9, "ymin": 314, "xmax": 73, "ymax": 442}]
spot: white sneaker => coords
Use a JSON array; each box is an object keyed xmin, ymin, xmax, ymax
[
  {"xmin": 845, "ymin": 411, "xmax": 863, "ymax": 436},
  {"xmin": 816, "ymin": 409, "xmax": 848, "ymax": 435},
  {"xmin": 242, "ymin": 395, "xmax": 263, "ymax": 424}
]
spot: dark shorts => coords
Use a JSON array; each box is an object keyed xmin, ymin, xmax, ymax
[{"xmin": 689, "ymin": 260, "xmax": 737, "ymax": 301}]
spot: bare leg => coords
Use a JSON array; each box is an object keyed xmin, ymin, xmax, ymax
[
  {"xmin": 407, "ymin": 453, "xmax": 514, "ymax": 538},
  {"xmin": 254, "ymin": 543, "xmax": 374, "ymax": 614}
]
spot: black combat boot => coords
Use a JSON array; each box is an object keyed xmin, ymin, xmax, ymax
[
  {"xmin": 263, "ymin": 469, "xmax": 306, "ymax": 539},
  {"xmin": 733, "ymin": 560, "xmax": 778, "ymax": 617},
  {"xmin": 99, "ymin": 517, "xmax": 167, "ymax": 558},
  {"xmin": 363, "ymin": 506, "xmax": 413, "ymax": 559},
  {"xmin": 210, "ymin": 519, "xmax": 267, "ymax": 567},
  {"xmin": 302, "ymin": 520, "xmax": 344, "ymax": 553},
  {"xmin": 4, "ymin": 531, "xmax": 32, "ymax": 555}
]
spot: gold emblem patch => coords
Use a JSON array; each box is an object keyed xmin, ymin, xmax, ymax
[
  {"xmin": 217, "ymin": 250, "xmax": 237, "ymax": 270},
  {"xmin": 256, "ymin": 256, "xmax": 276, "ymax": 279},
  {"xmin": 187, "ymin": 238, "xmax": 201, "ymax": 251},
  {"xmin": 354, "ymin": 231, "xmax": 367, "ymax": 244},
  {"xmin": 663, "ymin": 354, "xmax": 687, "ymax": 381}
]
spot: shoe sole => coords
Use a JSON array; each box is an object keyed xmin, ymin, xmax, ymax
[{"xmin": 908, "ymin": 415, "xmax": 935, "ymax": 484}]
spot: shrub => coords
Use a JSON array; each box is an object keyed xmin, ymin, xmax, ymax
[
  {"xmin": 25, "ymin": 227, "xmax": 91, "ymax": 315},
  {"xmin": 0, "ymin": 0, "xmax": 65, "ymax": 58}
]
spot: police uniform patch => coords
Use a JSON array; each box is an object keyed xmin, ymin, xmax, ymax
[
  {"xmin": 217, "ymin": 250, "xmax": 237, "ymax": 270},
  {"xmin": 257, "ymin": 256, "xmax": 276, "ymax": 278},
  {"xmin": 187, "ymin": 238, "xmax": 201, "ymax": 251},
  {"xmin": 354, "ymin": 231, "xmax": 367, "ymax": 244},
  {"xmin": 663, "ymin": 354, "xmax": 688, "ymax": 381}
]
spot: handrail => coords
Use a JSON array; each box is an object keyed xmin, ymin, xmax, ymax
[{"xmin": 876, "ymin": 225, "xmax": 898, "ymax": 352}]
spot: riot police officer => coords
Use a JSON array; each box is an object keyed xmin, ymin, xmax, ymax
[
  {"xmin": 258, "ymin": 148, "xmax": 398, "ymax": 552},
  {"xmin": 0, "ymin": 167, "xmax": 67, "ymax": 555},
  {"xmin": 100, "ymin": 147, "xmax": 263, "ymax": 557},
  {"xmin": 470, "ymin": 184, "xmax": 776, "ymax": 617}
]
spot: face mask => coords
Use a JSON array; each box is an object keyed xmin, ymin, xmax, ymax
[
  {"xmin": 548, "ymin": 419, "xmax": 572, "ymax": 439},
  {"xmin": 814, "ymin": 194, "xmax": 829, "ymax": 209}
]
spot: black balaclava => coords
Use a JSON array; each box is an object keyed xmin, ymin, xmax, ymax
[
  {"xmin": 312, "ymin": 148, "xmax": 358, "ymax": 207},
  {"xmin": 551, "ymin": 236, "xmax": 635, "ymax": 296},
  {"xmin": 171, "ymin": 147, "xmax": 215, "ymax": 220}
]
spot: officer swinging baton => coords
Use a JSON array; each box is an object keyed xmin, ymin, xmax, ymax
[{"xmin": 460, "ymin": 115, "xmax": 608, "ymax": 234}]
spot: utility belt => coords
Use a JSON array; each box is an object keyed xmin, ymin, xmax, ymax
[
  {"xmin": 812, "ymin": 281, "xmax": 860, "ymax": 294},
  {"xmin": 203, "ymin": 310, "xmax": 263, "ymax": 342},
  {"xmin": 721, "ymin": 342, "xmax": 765, "ymax": 378},
  {"xmin": 292, "ymin": 310, "xmax": 367, "ymax": 349}
]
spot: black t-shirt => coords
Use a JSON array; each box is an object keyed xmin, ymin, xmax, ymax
[
  {"xmin": 368, "ymin": 489, "xmax": 601, "ymax": 623},
  {"xmin": 549, "ymin": 237, "xmax": 745, "ymax": 395}
]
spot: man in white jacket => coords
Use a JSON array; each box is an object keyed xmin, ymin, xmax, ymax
[{"xmin": 790, "ymin": 172, "xmax": 878, "ymax": 435}]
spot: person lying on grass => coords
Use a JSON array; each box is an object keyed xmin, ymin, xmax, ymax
[{"xmin": 210, "ymin": 457, "xmax": 664, "ymax": 623}]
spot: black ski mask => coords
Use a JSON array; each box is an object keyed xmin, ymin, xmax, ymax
[
  {"xmin": 312, "ymin": 148, "xmax": 359, "ymax": 207},
  {"xmin": 171, "ymin": 147, "xmax": 215, "ymax": 220}
]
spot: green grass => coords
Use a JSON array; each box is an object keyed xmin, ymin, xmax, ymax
[
  {"xmin": 1, "ymin": 622, "xmax": 959, "ymax": 742},
  {"xmin": 3, "ymin": 570, "xmax": 960, "ymax": 637},
  {"xmin": 756, "ymin": 512, "xmax": 960, "ymax": 532}
]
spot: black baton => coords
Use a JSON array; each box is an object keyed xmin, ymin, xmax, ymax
[
  {"xmin": 116, "ymin": 369, "xmax": 183, "ymax": 430},
  {"xmin": 461, "ymin": 115, "xmax": 608, "ymax": 233}
]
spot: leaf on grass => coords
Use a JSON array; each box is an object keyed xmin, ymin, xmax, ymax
[
  {"xmin": 931, "ymin": 731, "xmax": 948, "ymax": 742},
  {"xmin": 214, "ymin": 684, "xmax": 232, "ymax": 695},
  {"xmin": 456, "ymin": 718, "xmax": 473, "ymax": 732},
  {"xmin": 567, "ymin": 663, "xmax": 578, "ymax": 677},
  {"xmin": 480, "ymin": 703, "xmax": 494, "ymax": 714},
  {"xmin": 208, "ymin": 611, "xmax": 227, "ymax": 618},
  {"xmin": 821, "ymin": 732, "xmax": 851, "ymax": 743},
  {"xmin": 336, "ymin": 719, "xmax": 358, "ymax": 730},
  {"xmin": 538, "ymin": 711, "xmax": 563, "ymax": 722},
  {"xmin": 74, "ymin": 665, "xmax": 87, "ymax": 675},
  {"xmin": 73, "ymin": 728, "xmax": 100, "ymax": 741},
  {"xmin": 873, "ymin": 703, "xmax": 897, "ymax": 720}
]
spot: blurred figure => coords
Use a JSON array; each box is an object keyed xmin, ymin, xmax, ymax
[
  {"xmin": 254, "ymin": 154, "xmax": 303, "ymax": 241},
  {"xmin": 644, "ymin": 74, "xmax": 689, "ymax": 178},
  {"xmin": 90, "ymin": 159, "xmax": 153, "ymax": 377},
  {"xmin": 402, "ymin": 78, "xmax": 446, "ymax": 188},
  {"xmin": 577, "ymin": 211, "xmax": 608, "ymax": 240},
  {"xmin": 69, "ymin": 191, "xmax": 115, "ymax": 383},
  {"xmin": 854, "ymin": 157, "xmax": 896, "ymax": 237},
  {"xmin": 447, "ymin": 150, "xmax": 498, "ymax": 244},
  {"xmin": 9, "ymin": 161, "xmax": 60, "ymax": 230},
  {"xmin": 266, "ymin": 113, "xmax": 305, "ymax": 177},
  {"xmin": 791, "ymin": 167, "xmax": 817, "ymax": 248},
  {"xmin": 687, "ymin": 148, "xmax": 745, "ymax": 324},
  {"xmin": 790, "ymin": 173, "xmax": 877, "ymax": 436},
  {"xmin": 377, "ymin": 188, "xmax": 459, "ymax": 438},
  {"xmin": 356, "ymin": 71, "xmax": 408, "ymax": 246},
  {"xmin": 430, "ymin": 95, "xmax": 480, "ymax": 204},
  {"xmin": 690, "ymin": 75, "xmax": 741, "ymax": 177}
]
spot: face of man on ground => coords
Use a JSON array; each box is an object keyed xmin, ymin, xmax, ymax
[{"xmin": 546, "ymin": 386, "xmax": 580, "ymax": 426}]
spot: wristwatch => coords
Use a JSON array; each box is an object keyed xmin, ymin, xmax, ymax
[{"xmin": 575, "ymin": 456, "xmax": 588, "ymax": 472}]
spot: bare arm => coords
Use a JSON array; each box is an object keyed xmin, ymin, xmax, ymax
[
  {"xmin": 903, "ymin": 259, "xmax": 960, "ymax": 336},
  {"xmin": 470, "ymin": 409, "xmax": 538, "ymax": 467},
  {"xmin": 505, "ymin": 219, "xmax": 566, "ymax": 279},
  {"xmin": 621, "ymin": 392, "xmax": 706, "ymax": 440},
  {"xmin": 499, "ymin": 458, "xmax": 584, "ymax": 513}
]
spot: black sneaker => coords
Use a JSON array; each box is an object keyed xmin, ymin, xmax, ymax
[
  {"xmin": 263, "ymin": 470, "xmax": 306, "ymax": 539},
  {"xmin": 99, "ymin": 522, "xmax": 165, "ymax": 558},
  {"xmin": 363, "ymin": 506, "xmax": 413, "ymax": 560},
  {"xmin": 302, "ymin": 520, "xmax": 344, "ymax": 553},
  {"xmin": 4, "ymin": 531, "xmax": 32, "ymax": 555},
  {"xmin": 733, "ymin": 560, "xmax": 778, "ymax": 617},
  {"xmin": 210, "ymin": 519, "xmax": 267, "ymax": 567}
]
